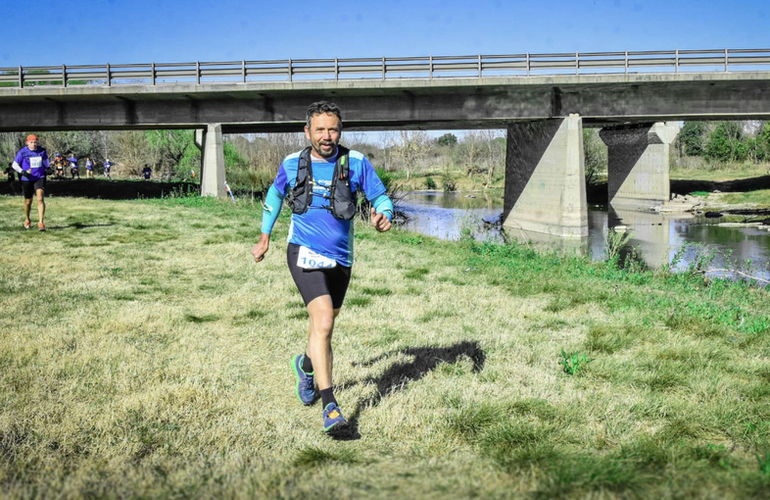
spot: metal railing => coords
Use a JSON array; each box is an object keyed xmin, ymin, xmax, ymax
[{"xmin": 2, "ymin": 48, "xmax": 770, "ymax": 89}]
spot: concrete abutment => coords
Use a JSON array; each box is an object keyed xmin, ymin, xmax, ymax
[
  {"xmin": 502, "ymin": 114, "xmax": 588, "ymax": 238},
  {"xmin": 195, "ymin": 124, "xmax": 226, "ymax": 198},
  {"xmin": 600, "ymin": 122, "xmax": 680, "ymax": 209}
]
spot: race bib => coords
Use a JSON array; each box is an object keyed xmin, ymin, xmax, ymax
[
  {"xmin": 297, "ymin": 246, "xmax": 337, "ymax": 269},
  {"xmin": 29, "ymin": 157, "xmax": 42, "ymax": 169}
]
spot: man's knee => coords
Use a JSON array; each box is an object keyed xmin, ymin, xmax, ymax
[{"xmin": 311, "ymin": 313, "xmax": 335, "ymax": 336}]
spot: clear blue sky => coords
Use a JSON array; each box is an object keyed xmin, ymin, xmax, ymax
[{"xmin": 2, "ymin": 0, "xmax": 768, "ymax": 67}]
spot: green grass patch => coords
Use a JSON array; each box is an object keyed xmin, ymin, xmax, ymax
[
  {"xmin": 184, "ymin": 314, "xmax": 219, "ymax": 323},
  {"xmin": 346, "ymin": 296, "xmax": 372, "ymax": 307},
  {"xmin": 404, "ymin": 267, "xmax": 430, "ymax": 280},
  {"xmin": 360, "ymin": 286, "xmax": 392, "ymax": 296},
  {"xmin": 719, "ymin": 189, "xmax": 770, "ymax": 206}
]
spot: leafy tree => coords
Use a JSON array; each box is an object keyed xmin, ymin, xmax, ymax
[
  {"xmin": 223, "ymin": 141, "xmax": 248, "ymax": 170},
  {"xmin": 583, "ymin": 128, "xmax": 607, "ymax": 185},
  {"xmin": 706, "ymin": 122, "xmax": 744, "ymax": 162},
  {"xmin": 679, "ymin": 122, "xmax": 707, "ymax": 157},
  {"xmin": 146, "ymin": 130, "xmax": 198, "ymax": 179},
  {"xmin": 436, "ymin": 133, "xmax": 458, "ymax": 148},
  {"xmin": 756, "ymin": 122, "xmax": 770, "ymax": 161}
]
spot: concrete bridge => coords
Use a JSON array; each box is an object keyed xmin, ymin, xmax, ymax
[{"xmin": 2, "ymin": 49, "xmax": 770, "ymax": 238}]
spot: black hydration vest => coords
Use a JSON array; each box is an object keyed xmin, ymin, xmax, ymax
[{"xmin": 287, "ymin": 145, "xmax": 357, "ymax": 220}]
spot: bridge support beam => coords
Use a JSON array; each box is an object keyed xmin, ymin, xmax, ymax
[
  {"xmin": 599, "ymin": 122, "xmax": 680, "ymax": 209},
  {"xmin": 195, "ymin": 124, "xmax": 226, "ymax": 198},
  {"xmin": 502, "ymin": 114, "xmax": 588, "ymax": 238}
]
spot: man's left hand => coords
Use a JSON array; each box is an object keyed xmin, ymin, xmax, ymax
[{"xmin": 370, "ymin": 207, "xmax": 392, "ymax": 232}]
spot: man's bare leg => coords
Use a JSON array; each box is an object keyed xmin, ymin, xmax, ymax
[
  {"xmin": 24, "ymin": 197, "xmax": 32, "ymax": 225},
  {"xmin": 35, "ymin": 188, "xmax": 45, "ymax": 225},
  {"xmin": 305, "ymin": 295, "xmax": 341, "ymax": 392}
]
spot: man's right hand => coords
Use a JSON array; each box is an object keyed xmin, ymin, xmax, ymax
[{"xmin": 251, "ymin": 233, "xmax": 270, "ymax": 263}]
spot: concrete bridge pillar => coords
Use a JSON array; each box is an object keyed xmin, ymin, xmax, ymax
[
  {"xmin": 502, "ymin": 114, "xmax": 588, "ymax": 238},
  {"xmin": 195, "ymin": 124, "xmax": 226, "ymax": 198},
  {"xmin": 599, "ymin": 122, "xmax": 680, "ymax": 209}
]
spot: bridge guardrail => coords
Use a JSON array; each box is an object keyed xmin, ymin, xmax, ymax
[{"xmin": 1, "ymin": 48, "xmax": 769, "ymax": 89}]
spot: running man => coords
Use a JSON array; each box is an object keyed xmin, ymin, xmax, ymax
[
  {"xmin": 85, "ymin": 157, "xmax": 94, "ymax": 178},
  {"xmin": 11, "ymin": 134, "xmax": 49, "ymax": 231},
  {"xmin": 68, "ymin": 153, "xmax": 79, "ymax": 179},
  {"xmin": 251, "ymin": 101, "xmax": 393, "ymax": 435},
  {"xmin": 104, "ymin": 159, "xmax": 113, "ymax": 179},
  {"xmin": 52, "ymin": 153, "xmax": 66, "ymax": 179}
]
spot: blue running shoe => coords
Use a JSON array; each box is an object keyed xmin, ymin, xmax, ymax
[
  {"xmin": 323, "ymin": 403, "xmax": 348, "ymax": 433},
  {"xmin": 292, "ymin": 354, "xmax": 316, "ymax": 405}
]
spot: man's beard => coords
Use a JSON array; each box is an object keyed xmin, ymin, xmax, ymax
[{"xmin": 315, "ymin": 142, "xmax": 337, "ymax": 158}]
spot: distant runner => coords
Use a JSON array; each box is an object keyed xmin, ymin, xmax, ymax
[
  {"xmin": 142, "ymin": 165, "xmax": 152, "ymax": 180},
  {"xmin": 52, "ymin": 153, "xmax": 66, "ymax": 179},
  {"xmin": 68, "ymin": 153, "xmax": 79, "ymax": 179},
  {"xmin": 11, "ymin": 134, "xmax": 49, "ymax": 231},
  {"xmin": 252, "ymin": 101, "xmax": 393, "ymax": 435},
  {"xmin": 104, "ymin": 159, "xmax": 113, "ymax": 180},
  {"xmin": 85, "ymin": 157, "xmax": 94, "ymax": 178}
]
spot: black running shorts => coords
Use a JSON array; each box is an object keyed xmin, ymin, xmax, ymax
[
  {"xmin": 287, "ymin": 243, "xmax": 352, "ymax": 309},
  {"xmin": 21, "ymin": 178, "xmax": 45, "ymax": 199}
]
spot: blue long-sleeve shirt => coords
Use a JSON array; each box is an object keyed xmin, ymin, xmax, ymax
[{"xmin": 261, "ymin": 147, "xmax": 392, "ymax": 267}]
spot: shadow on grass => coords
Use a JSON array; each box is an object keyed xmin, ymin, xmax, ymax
[
  {"xmin": 671, "ymin": 174, "xmax": 770, "ymax": 195},
  {"xmin": 1, "ymin": 179, "xmax": 198, "ymax": 200},
  {"xmin": 46, "ymin": 223, "xmax": 116, "ymax": 231},
  {"xmin": 328, "ymin": 340, "xmax": 486, "ymax": 441}
]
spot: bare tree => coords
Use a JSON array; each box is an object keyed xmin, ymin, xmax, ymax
[
  {"xmin": 108, "ymin": 131, "xmax": 153, "ymax": 177},
  {"xmin": 224, "ymin": 133, "xmax": 306, "ymax": 191},
  {"xmin": 0, "ymin": 133, "xmax": 25, "ymax": 164},
  {"xmin": 40, "ymin": 131, "xmax": 108, "ymax": 160},
  {"xmin": 480, "ymin": 130, "xmax": 505, "ymax": 188},
  {"xmin": 389, "ymin": 130, "xmax": 431, "ymax": 180},
  {"xmin": 456, "ymin": 131, "xmax": 485, "ymax": 178}
]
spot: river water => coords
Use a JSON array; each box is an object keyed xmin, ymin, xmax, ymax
[{"xmin": 399, "ymin": 191, "xmax": 770, "ymax": 282}]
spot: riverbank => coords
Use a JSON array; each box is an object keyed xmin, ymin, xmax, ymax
[
  {"xmin": 390, "ymin": 166, "xmax": 770, "ymax": 212},
  {"xmin": 1, "ymin": 195, "xmax": 768, "ymax": 499}
]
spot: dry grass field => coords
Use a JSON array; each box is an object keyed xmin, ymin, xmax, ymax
[{"xmin": 1, "ymin": 193, "xmax": 769, "ymax": 499}]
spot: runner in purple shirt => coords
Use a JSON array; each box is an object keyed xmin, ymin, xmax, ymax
[
  {"xmin": 104, "ymin": 159, "xmax": 113, "ymax": 180},
  {"xmin": 68, "ymin": 154, "xmax": 80, "ymax": 179},
  {"xmin": 11, "ymin": 134, "xmax": 49, "ymax": 230}
]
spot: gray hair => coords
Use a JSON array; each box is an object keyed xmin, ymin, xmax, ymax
[{"xmin": 306, "ymin": 101, "xmax": 343, "ymax": 130}]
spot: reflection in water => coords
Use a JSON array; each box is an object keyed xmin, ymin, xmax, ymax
[
  {"xmin": 401, "ymin": 191, "xmax": 506, "ymax": 242},
  {"xmin": 608, "ymin": 206, "xmax": 683, "ymax": 268},
  {"xmin": 399, "ymin": 192, "xmax": 770, "ymax": 281}
]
